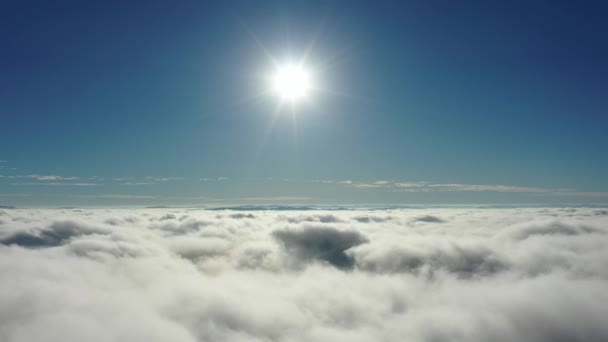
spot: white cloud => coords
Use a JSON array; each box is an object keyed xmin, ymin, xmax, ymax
[
  {"xmin": 394, "ymin": 182, "xmax": 429, "ymax": 188},
  {"xmin": 312, "ymin": 180, "xmax": 352, "ymax": 185},
  {"xmin": 235, "ymin": 196, "xmax": 314, "ymax": 202},
  {"xmin": 142, "ymin": 176, "xmax": 186, "ymax": 182},
  {"xmin": 353, "ymin": 180, "xmax": 393, "ymax": 188},
  {"xmin": 29, "ymin": 175, "xmax": 80, "ymax": 181},
  {"xmin": 0, "ymin": 208, "xmax": 607, "ymax": 341},
  {"xmin": 348, "ymin": 180, "xmax": 555, "ymax": 193},
  {"xmin": 12, "ymin": 182, "xmax": 98, "ymax": 186},
  {"xmin": 0, "ymin": 174, "xmax": 80, "ymax": 181}
]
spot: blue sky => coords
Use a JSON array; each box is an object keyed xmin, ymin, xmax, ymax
[{"xmin": 1, "ymin": 0, "xmax": 607, "ymax": 206}]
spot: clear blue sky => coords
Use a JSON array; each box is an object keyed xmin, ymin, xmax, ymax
[{"xmin": 1, "ymin": 0, "xmax": 607, "ymax": 206}]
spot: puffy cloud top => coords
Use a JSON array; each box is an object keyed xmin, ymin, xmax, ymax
[{"xmin": 0, "ymin": 208, "xmax": 607, "ymax": 341}]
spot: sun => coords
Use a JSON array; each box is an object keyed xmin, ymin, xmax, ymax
[{"xmin": 272, "ymin": 63, "xmax": 312, "ymax": 101}]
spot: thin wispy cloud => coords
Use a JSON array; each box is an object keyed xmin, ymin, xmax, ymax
[
  {"xmin": 29, "ymin": 175, "xmax": 80, "ymax": 181},
  {"xmin": 74, "ymin": 194, "xmax": 156, "ymax": 199},
  {"xmin": 347, "ymin": 180, "xmax": 553, "ymax": 194},
  {"xmin": 2, "ymin": 172, "xmax": 607, "ymax": 202},
  {"xmin": 351, "ymin": 180, "xmax": 394, "ymax": 188},
  {"xmin": 0, "ymin": 193, "xmax": 31, "ymax": 197},
  {"xmin": 144, "ymin": 176, "xmax": 185, "ymax": 182},
  {"xmin": 200, "ymin": 177, "xmax": 229, "ymax": 182},
  {"xmin": 74, "ymin": 194, "xmax": 224, "ymax": 201},
  {"xmin": 0, "ymin": 174, "xmax": 80, "ymax": 181},
  {"xmin": 12, "ymin": 182, "xmax": 98, "ymax": 186},
  {"xmin": 234, "ymin": 196, "xmax": 314, "ymax": 202},
  {"xmin": 313, "ymin": 180, "xmax": 353, "ymax": 185}
]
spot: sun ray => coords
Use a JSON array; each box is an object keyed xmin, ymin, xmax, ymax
[
  {"xmin": 238, "ymin": 19, "xmax": 280, "ymax": 68},
  {"xmin": 289, "ymin": 102, "xmax": 299, "ymax": 154},
  {"xmin": 300, "ymin": 12, "xmax": 330, "ymax": 67},
  {"xmin": 254, "ymin": 97, "xmax": 285, "ymax": 158}
]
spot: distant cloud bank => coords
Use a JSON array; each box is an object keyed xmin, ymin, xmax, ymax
[
  {"xmin": 1, "ymin": 207, "xmax": 607, "ymax": 341},
  {"xmin": 2, "ymin": 172, "xmax": 608, "ymax": 204}
]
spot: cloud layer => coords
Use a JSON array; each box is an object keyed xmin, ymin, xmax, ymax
[{"xmin": 1, "ymin": 207, "xmax": 607, "ymax": 341}]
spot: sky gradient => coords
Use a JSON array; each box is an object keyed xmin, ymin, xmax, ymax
[{"xmin": 1, "ymin": 0, "xmax": 607, "ymax": 206}]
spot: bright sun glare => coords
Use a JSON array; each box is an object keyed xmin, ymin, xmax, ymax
[{"xmin": 272, "ymin": 64, "xmax": 312, "ymax": 101}]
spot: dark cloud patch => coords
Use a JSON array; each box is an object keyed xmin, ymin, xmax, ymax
[
  {"xmin": 0, "ymin": 220, "xmax": 108, "ymax": 248},
  {"xmin": 235, "ymin": 246, "xmax": 275, "ymax": 270},
  {"xmin": 0, "ymin": 232, "xmax": 56, "ymax": 247},
  {"xmin": 124, "ymin": 216, "xmax": 139, "ymax": 223},
  {"xmin": 154, "ymin": 220, "xmax": 210, "ymax": 235},
  {"xmin": 230, "ymin": 213, "xmax": 255, "ymax": 219},
  {"xmin": 273, "ymin": 226, "xmax": 368, "ymax": 269},
  {"xmin": 353, "ymin": 215, "xmax": 392, "ymax": 223},
  {"xmin": 350, "ymin": 243, "xmax": 508, "ymax": 277},
  {"xmin": 160, "ymin": 214, "xmax": 177, "ymax": 221},
  {"xmin": 68, "ymin": 238, "xmax": 152, "ymax": 259},
  {"xmin": 11, "ymin": 216, "xmax": 33, "ymax": 223},
  {"xmin": 283, "ymin": 214, "xmax": 344, "ymax": 224},
  {"xmin": 411, "ymin": 215, "xmax": 445, "ymax": 223},
  {"xmin": 508, "ymin": 221, "xmax": 603, "ymax": 240},
  {"xmin": 104, "ymin": 218, "xmax": 121, "ymax": 226},
  {"xmin": 169, "ymin": 237, "xmax": 230, "ymax": 262}
]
